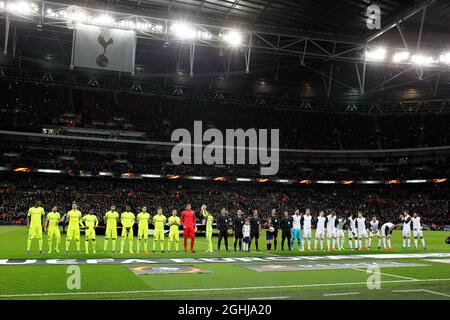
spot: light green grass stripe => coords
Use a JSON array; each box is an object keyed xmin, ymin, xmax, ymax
[{"xmin": 1, "ymin": 277, "xmax": 450, "ymax": 298}]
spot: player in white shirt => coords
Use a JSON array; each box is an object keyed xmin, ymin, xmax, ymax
[
  {"xmin": 411, "ymin": 212, "xmax": 426, "ymax": 249},
  {"xmin": 355, "ymin": 211, "xmax": 369, "ymax": 250},
  {"xmin": 381, "ymin": 222, "xmax": 395, "ymax": 249},
  {"xmin": 335, "ymin": 216, "xmax": 346, "ymax": 250},
  {"xmin": 368, "ymin": 216, "xmax": 381, "ymax": 249},
  {"xmin": 400, "ymin": 210, "xmax": 412, "ymax": 249},
  {"xmin": 326, "ymin": 211, "xmax": 337, "ymax": 251},
  {"xmin": 290, "ymin": 209, "xmax": 302, "ymax": 251},
  {"xmin": 314, "ymin": 211, "xmax": 327, "ymax": 251},
  {"xmin": 301, "ymin": 208, "xmax": 313, "ymax": 251},
  {"xmin": 347, "ymin": 214, "xmax": 357, "ymax": 249}
]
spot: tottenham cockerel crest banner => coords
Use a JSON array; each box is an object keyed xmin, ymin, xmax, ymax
[{"xmin": 71, "ymin": 24, "xmax": 136, "ymax": 73}]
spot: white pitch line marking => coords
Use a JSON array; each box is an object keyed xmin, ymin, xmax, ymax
[
  {"xmin": 248, "ymin": 296, "xmax": 289, "ymax": 300},
  {"xmin": 352, "ymin": 268, "xmax": 418, "ymax": 281},
  {"xmin": 1, "ymin": 278, "xmax": 450, "ymax": 298},
  {"xmin": 323, "ymin": 292, "xmax": 360, "ymax": 297},
  {"xmin": 392, "ymin": 289, "xmax": 450, "ymax": 298}
]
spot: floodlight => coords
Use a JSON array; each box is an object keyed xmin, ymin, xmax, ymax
[
  {"xmin": 392, "ymin": 51, "xmax": 409, "ymax": 63},
  {"xmin": 7, "ymin": 1, "xmax": 37, "ymax": 15},
  {"xmin": 411, "ymin": 54, "xmax": 434, "ymax": 66},
  {"xmin": 94, "ymin": 14, "xmax": 115, "ymax": 26},
  {"xmin": 223, "ymin": 30, "xmax": 242, "ymax": 46},
  {"xmin": 171, "ymin": 22, "xmax": 196, "ymax": 40},
  {"xmin": 365, "ymin": 47, "xmax": 386, "ymax": 61},
  {"xmin": 439, "ymin": 52, "xmax": 450, "ymax": 65}
]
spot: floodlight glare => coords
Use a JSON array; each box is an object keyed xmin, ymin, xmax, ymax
[
  {"xmin": 223, "ymin": 30, "xmax": 242, "ymax": 46},
  {"xmin": 365, "ymin": 47, "xmax": 386, "ymax": 61},
  {"xmin": 171, "ymin": 22, "xmax": 196, "ymax": 40},
  {"xmin": 439, "ymin": 52, "xmax": 450, "ymax": 65},
  {"xmin": 7, "ymin": 1, "xmax": 38, "ymax": 15},
  {"xmin": 94, "ymin": 14, "xmax": 115, "ymax": 26},
  {"xmin": 411, "ymin": 54, "xmax": 434, "ymax": 66},
  {"xmin": 392, "ymin": 51, "xmax": 409, "ymax": 63}
]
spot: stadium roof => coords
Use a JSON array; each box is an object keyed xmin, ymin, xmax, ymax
[{"xmin": 0, "ymin": 0, "xmax": 450, "ymax": 105}]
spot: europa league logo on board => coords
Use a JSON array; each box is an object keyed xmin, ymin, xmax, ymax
[{"xmin": 96, "ymin": 29, "xmax": 114, "ymax": 68}]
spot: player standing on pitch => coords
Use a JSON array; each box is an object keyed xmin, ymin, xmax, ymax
[
  {"xmin": 26, "ymin": 200, "xmax": 45, "ymax": 254},
  {"xmin": 65, "ymin": 203, "xmax": 83, "ymax": 254},
  {"xmin": 217, "ymin": 208, "xmax": 230, "ymax": 252},
  {"xmin": 44, "ymin": 206, "xmax": 61, "ymax": 253},
  {"xmin": 82, "ymin": 209, "xmax": 99, "ymax": 254},
  {"xmin": 347, "ymin": 212, "xmax": 357, "ymax": 250},
  {"xmin": 233, "ymin": 209, "xmax": 245, "ymax": 252},
  {"xmin": 167, "ymin": 209, "xmax": 181, "ymax": 252},
  {"xmin": 326, "ymin": 210, "xmax": 337, "ymax": 251},
  {"xmin": 368, "ymin": 216, "xmax": 381, "ymax": 249},
  {"xmin": 401, "ymin": 210, "xmax": 412, "ymax": 249},
  {"xmin": 355, "ymin": 210, "xmax": 369, "ymax": 250},
  {"xmin": 181, "ymin": 204, "xmax": 196, "ymax": 253},
  {"xmin": 411, "ymin": 212, "xmax": 426, "ymax": 249},
  {"xmin": 104, "ymin": 205, "xmax": 119, "ymax": 253},
  {"xmin": 291, "ymin": 209, "xmax": 302, "ymax": 251},
  {"xmin": 136, "ymin": 206, "xmax": 150, "ymax": 254},
  {"xmin": 120, "ymin": 205, "xmax": 135, "ymax": 254},
  {"xmin": 152, "ymin": 207, "xmax": 167, "ymax": 253},
  {"xmin": 201, "ymin": 205, "xmax": 214, "ymax": 253},
  {"xmin": 301, "ymin": 208, "xmax": 313, "ymax": 251},
  {"xmin": 335, "ymin": 215, "xmax": 346, "ymax": 250},
  {"xmin": 314, "ymin": 210, "xmax": 327, "ymax": 251}
]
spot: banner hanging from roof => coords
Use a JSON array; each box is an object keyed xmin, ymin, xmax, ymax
[{"xmin": 71, "ymin": 24, "xmax": 136, "ymax": 73}]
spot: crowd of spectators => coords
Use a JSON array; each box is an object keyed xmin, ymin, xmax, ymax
[
  {"xmin": 0, "ymin": 174, "xmax": 448, "ymax": 227},
  {"xmin": 1, "ymin": 143, "xmax": 449, "ymax": 180},
  {"xmin": 1, "ymin": 81, "xmax": 450, "ymax": 150}
]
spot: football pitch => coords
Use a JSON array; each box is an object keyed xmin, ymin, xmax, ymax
[{"xmin": 0, "ymin": 226, "xmax": 449, "ymax": 300}]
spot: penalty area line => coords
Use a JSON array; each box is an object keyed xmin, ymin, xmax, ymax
[
  {"xmin": 392, "ymin": 289, "xmax": 450, "ymax": 298},
  {"xmin": 352, "ymin": 268, "xmax": 418, "ymax": 281},
  {"xmin": 1, "ymin": 278, "xmax": 450, "ymax": 298}
]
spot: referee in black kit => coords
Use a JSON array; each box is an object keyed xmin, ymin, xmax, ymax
[
  {"xmin": 233, "ymin": 209, "xmax": 245, "ymax": 252},
  {"xmin": 270, "ymin": 208, "xmax": 281, "ymax": 250},
  {"xmin": 249, "ymin": 209, "xmax": 261, "ymax": 252},
  {"xmin": 281, "ymin": 210, "xmax": 293, "ymax": 251},
  {"xmin": 217, "ymin": 207, "xmax": 230, "ymax": 252}
]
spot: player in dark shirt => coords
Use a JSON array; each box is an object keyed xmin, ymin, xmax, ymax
[
  {"xmin": 233, "ymin": 209, "xmax": 245, "ymax": 252},
  {"xmin": 269, "ymin": 209, "xmax": 281, "ymax": 250},
  {"xmin": 216, "ymin": 208, "xmax": 230, "ymax": 252},
  {"xmin": 280, "ymin": 211, "xmax": 293, "ymax": 251},
  {"xmin": 249, "ymin": 210, "xmax": 261, "ymax": 252}
]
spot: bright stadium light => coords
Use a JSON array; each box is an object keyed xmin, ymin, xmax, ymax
[
  {"xmin": 222, "ymin": 30, "xmax": 242, "ymax": 46},
  {"xmin": 439, "ymin": 52, "xmax": 450, "ymax": 65},
  {"xmin": 94, "ymin": 14, "xmax": 115, "ymax": 26},
  {"xmin": 365, "ymin": 47, "xmax": 386, "ymax": 61},
  {"xmin": 6, "ymin": 1, "xmax": 38, "ymax": 15},
  {"xmin": 411, "ymin": 53, "xmax": 434, "ymax": 66},
  {"xmin": 392, "ymin": 51, "xmax": 410, "ymax": 63},
  {"xmin": 0, "ymin": 1, "xmax": 5, "ymax": 9},
  {"xmin": 171, "ymin": 22, "xmax": 196, "ymax": 40}
]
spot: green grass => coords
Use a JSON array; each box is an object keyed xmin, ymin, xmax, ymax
[{"xmin": 0, "ymin": 226, "xmax": 449, "ymax": 300}]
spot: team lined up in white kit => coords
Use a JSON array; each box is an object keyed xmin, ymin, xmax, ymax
[{"xmin": 284, "ymin": 209, "xmax": 426, "ymax": 251}]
